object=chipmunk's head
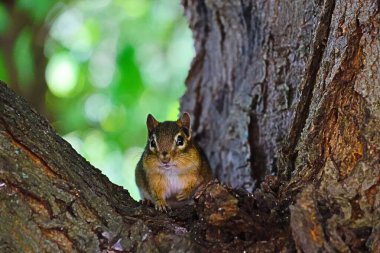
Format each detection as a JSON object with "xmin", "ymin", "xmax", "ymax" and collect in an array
[{"xmin": 144, "ymin": 112, "xmax": 195, "ymax": 169}]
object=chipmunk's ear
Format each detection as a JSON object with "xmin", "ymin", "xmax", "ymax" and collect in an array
[
  {"xmin": 147, "ymin": 114, "xmax": 158, "ymax": 134},
  {"xmin": 177, "ymin": 112, "xmax": 191, "ymax": 138}
]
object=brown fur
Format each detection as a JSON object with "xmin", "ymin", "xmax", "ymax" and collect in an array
[{"xmin": 135, "ymin": 113, "xmax": 212, "ymax": 211}]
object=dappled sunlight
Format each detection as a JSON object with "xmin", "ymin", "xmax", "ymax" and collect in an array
[
  {"xmin": 84, "ymin": 93, "xmax": 112, "ymax": 123},
  {"xmin": 46, "ymin": 53, "xmax": 79, "ymax": 97},
  {"xmin": 89, "ymin": 47, "xmax": 116, "ymax": 88}
]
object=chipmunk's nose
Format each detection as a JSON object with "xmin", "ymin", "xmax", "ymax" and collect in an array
[{"xmin": 160, "ymin": 152, "xmax": 170, "ymax": 163}]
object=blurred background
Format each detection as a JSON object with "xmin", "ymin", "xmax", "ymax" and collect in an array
[{"xmin": 0, "ymin": 0, "xmax": 194, "ymax": 200}]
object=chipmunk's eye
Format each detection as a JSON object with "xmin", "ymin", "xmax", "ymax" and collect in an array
[
  {"xmin": 150, "ymin": 139, "xmax": 156, "ymax": 148},
  {"xmin": 176, "ymin": 135, "xmax": 184, "ymax": 146}
]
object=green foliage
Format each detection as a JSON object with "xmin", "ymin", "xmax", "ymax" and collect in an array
[
  {"xmin": 1, "ymin": 1, "xmax": 193, "ymax": 200},
  {"xmin": 0, "ymin": 51, "xmax": 8, "ymax": 82},
  {"xmin": 0, "ymin": 4, "xmax": 9, "ymax": 82},
  {"xmin": 13, "ymin": 28, "xmax": 35, "ymax": 86},
  {"xmin": 16, "ymin": 0, "xmax": 56, "ymax": 22},
  {"xmin": 0, "ymin": 4, "xmax": 10, "ymax": 34}
]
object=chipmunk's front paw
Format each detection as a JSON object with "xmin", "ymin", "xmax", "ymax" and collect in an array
[
  {"xmin": 176, "ymin": 190, "xmax": 191, "ymax": 201},
  {"xmin": 155, "ymin": 199, "xmax": 169, "ymax": 212},
  {"xmin": 140, "ymin": 199, "xmax": 152, "ymax": 206}
]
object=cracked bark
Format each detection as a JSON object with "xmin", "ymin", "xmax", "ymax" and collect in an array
[
  {"xmin": 182, "ymin": 0, "xmax": 380, "ymax": 252},
  {"xmin": 1, "ymin": 0, "xmax": 380, "ymax": 252},
  {"xmin": 182, "ymin": 0, "xmax": 326, "ymax": 190}
]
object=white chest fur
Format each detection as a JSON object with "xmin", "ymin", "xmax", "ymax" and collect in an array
[{"xmin": 163, "ymin": 171, "xmax": 184, "ymax": 198}]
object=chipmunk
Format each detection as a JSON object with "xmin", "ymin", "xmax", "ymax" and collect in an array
[{"xmin": 135, "ymin": 112, "xmax": 212, "ymax": 211}]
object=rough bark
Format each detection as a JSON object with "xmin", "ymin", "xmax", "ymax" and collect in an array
[
  {"xmin": 181, "ymin": 0, "xmax": 380, "ymax": 252},
  {"xmin": 181, "ymin": 0, "xmax": 325, "ymax": 190}
]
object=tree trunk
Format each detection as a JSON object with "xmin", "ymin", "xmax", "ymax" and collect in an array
[
  {"xmin": 181, "ymin": 0, "xmax": 380, "ymax": 251},
  {"xmin": 1, "ymin": 0, "xmax": 380, "ymax": 252},
  {"xmin": 181, "ymin": 0, "xmax": 326, "ymax": 190}
]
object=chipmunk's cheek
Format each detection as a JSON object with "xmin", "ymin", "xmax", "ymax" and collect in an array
[{"xmin": 148, "ymin": 155, "xmax": 161, "ymax": 165}]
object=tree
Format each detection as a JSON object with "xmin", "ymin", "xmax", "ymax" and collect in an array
[
  {"xmin": 182, "ymin": 0, "xmax": 380, "ymax": 251},
  {"xmin": 1, "ymin": 0, "xmax": 379, "ymax": 252}
]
